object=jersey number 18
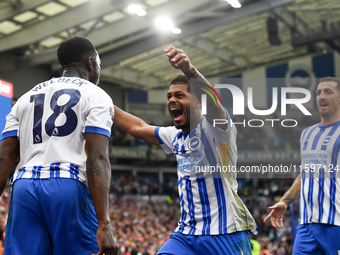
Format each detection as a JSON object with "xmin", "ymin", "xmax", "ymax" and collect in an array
[{"xmin": 30, "ymin": 89, "xmax": 81, "ymax": 144}]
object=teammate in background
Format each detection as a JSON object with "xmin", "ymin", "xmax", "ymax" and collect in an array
[
  {"xmin": 0, "ymin": 37, "xmax": 118, "ymax": 255},
  {"xmin": 264, "ymin": 77, "xmax": 340, "ymax": 254},
  {"xmin": 114, "ymin": 45, "xmax": 256, "ymax": 255}
]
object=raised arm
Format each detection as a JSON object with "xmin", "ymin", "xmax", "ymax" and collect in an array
[
  {"xmin": 113, "ymin": 106, "xmax": 160, "ymax": 146},
  {"xmin": 164, "ymin": 45, "xmax": 227, "ymax": 123},
  {"xmin": 86, "ymin": 133, "xmax": 118, "ymax": 255},
  {"xmin": 263, "ymin": 173, "xmax": 301, "ymax": 228}
]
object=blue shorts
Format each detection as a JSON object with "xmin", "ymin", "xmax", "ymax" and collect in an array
[
  {"xmin": 157, "ymin": 231, "xmax": 251, "ymax": 255},
  {"xmin": 293, "ymin": 223, "xmax": 340, "ymax": 255},
  {"xmin": 4, "ymin": 178, "xmax": 99, "ymax": 255}
]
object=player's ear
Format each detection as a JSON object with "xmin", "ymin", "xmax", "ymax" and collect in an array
[{"xmin": 86, "ymin": 56, "xmax": 94, "ymax": 72}]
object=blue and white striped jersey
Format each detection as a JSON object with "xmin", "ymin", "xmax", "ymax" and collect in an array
[
  {"xmin": 2, "ymin": 77, "xmax": 114, "ymax": 186},
  {"xmin": 299, "ymin": 120, "xmax": 340, "ymax": 226},
  {"xmin": 155, "ymin": 116, "xmax": 256, "ymax": 235}
]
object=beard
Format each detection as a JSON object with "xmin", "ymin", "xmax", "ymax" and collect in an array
[
  {"xmin": 319, "ymin": 106, "xmax": 338, "ymax": 120},
  {"xmin": 173, "ymin": 114, "xmax": 202, "ymax": 132},
  {"xmin": 173, "ymin": 119, "xmax": 190, "ymax": 130}
]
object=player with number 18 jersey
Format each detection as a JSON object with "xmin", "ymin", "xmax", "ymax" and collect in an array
[{"xmin": 2, "ymin": 76, "xmax": 114, "ymax": 186}]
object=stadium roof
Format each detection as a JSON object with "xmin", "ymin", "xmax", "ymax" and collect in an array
[{"xmin": 1, "ymin": 0, "xmax": 340, "ymax": 89}]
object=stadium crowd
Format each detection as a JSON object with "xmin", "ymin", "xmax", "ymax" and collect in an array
[{"xmin": 0, "ymin": 175, "xmax": 297, "ymax": 255}]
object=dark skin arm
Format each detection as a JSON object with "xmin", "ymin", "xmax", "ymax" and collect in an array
[
  {"xmin": 0, "ymin": 137, "xmax": 19, "ymax": 194},
  {"xmin": 86, "ymin": 133, "xmax": 118, "ymax": 255},
  {"xmin": 113, "ymin": 106, "xmax": 159, "ymax": 146},
  {"xmin": 263, "ymin": 173, "xmax": 301, "ymax": 228},
  {"xmin": 164, "ymin": 45, "xmax": 228, "ymax": 126}
]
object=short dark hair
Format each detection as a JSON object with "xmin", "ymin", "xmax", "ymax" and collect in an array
[
  {"xmin": 319, "ymin": 77, "xmax": 340, "ymax": 91},
  {"xmin": 57, "ymin": 36, "xmax": 97, "ymax": 68},
  {"xmin": 169, "ymin": 74, "xmax": 190, "ymax": 91}
]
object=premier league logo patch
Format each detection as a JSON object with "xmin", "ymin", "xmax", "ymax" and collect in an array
[{"xmin": 109, "ymin": 107, "xmax": 114, "ymax": 121}]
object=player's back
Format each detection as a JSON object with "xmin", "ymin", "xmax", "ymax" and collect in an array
[{"xmin": 3, "ymin": 77, "xmax": 113, "ymax": 185}]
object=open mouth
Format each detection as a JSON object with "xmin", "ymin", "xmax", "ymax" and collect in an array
[
  {"xmin": 170, "ymin": 107, "xmax": 184, "ymax": 123},
  {"xmin": 319, "ymin": 102, "xmax": 328, "ymax": 109}
]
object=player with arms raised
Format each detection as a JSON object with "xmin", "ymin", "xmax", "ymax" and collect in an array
[{"xmin": 114, "ymin": 45, "xmax": 256, "ymax": 255}]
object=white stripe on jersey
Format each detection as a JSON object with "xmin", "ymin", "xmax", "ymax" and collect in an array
[
  {"xmin": 11, "ymin": 163, "xmax": 82, "ymax": 183},
  {"xmin": 156, "ymin": 116, "xmax": 256, "ymax": 235},
  {"xmin": 299, "ymin": 120, "xmax": 340, "ymax": 226}
]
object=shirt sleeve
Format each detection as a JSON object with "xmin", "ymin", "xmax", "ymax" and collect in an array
[
  {"xmin": 155, "ymin": 126, "xmax": 179, "ymax": 154},
  {"xmin": 84, "ymin": 89, "xmax": 114, "ymax": 139},
  {"xmin": 203, "ymin": 116, "xmax": 232, "ymax": 144}
]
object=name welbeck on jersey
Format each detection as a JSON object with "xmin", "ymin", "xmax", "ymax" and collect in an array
[{"xmin": 32, "ymin": 77, "xmax": 87, "ymax": 92}]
